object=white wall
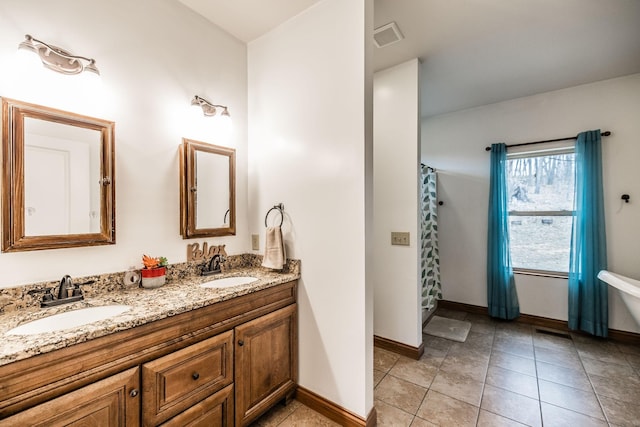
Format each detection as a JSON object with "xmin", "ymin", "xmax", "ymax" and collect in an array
[
  {"xmin": 247, "ymin": 0, "xmax": 374, "ymax": 418},
  {"xmin": 373, "ymin": 59, "xmax": 422, "ymax": 347},
  {"xmin": 422, "ymin": 73, "xmax": 640, "ymax": 333},
  {"xmin": 0, "ymin": 0, "xmax": 248, "ymax": 287}
]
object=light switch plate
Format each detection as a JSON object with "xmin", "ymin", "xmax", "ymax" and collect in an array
[
  {"xmin": 391, "ymin": 231, "xmax": 410, "ymax": 246},
  {"xmin": 251, "ymin": 234, "xmax": 260, "ymax": 250}
]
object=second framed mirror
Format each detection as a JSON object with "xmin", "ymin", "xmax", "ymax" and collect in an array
[{"xmin": 180, "ymin": 138, "xmax": 236, "ymax": 238}]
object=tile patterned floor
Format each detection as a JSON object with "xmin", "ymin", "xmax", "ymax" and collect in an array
[
  {"xmin": 375, "ymin": 308, "xmax": 640, "ymax": 426},
  {"xmin": 251, "ymin": 307, "xmax": 640, "ymax": 426},
  {"xmin": 251, "ymin": 399, "xmax": 340, "ymax": 426}
]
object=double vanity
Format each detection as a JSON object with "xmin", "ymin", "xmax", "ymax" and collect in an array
[
  {"xmin": 0, "ymin": 258, "xmax": 300, "ymax": 426},
  {"xmin": 0, "ymin": 94, "xmax": 292, "ymax": 425}
]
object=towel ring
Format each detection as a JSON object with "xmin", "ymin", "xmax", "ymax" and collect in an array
[
  {"xmin": 264, "ymin": 203, "xmax": 284, "ymax": 227},
  {"xmin": 223, "ymin": 209, "xmax": 230, "ymax": 224}
]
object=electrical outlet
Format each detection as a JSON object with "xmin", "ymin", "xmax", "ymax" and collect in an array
[
  {"xmin": 251, "ymin": 234, "xmax": 260, "ymax": 250},
  {"xmin": 391, "ymin": 231, "xmax": 410, "ymax": 246}
]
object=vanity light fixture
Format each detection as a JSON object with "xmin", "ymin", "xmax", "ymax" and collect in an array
[
  {"xmin": 191, "ymin": 95, "xmax": 231, "ymax": 118},
  {"xmin": 17, "ymin": 34, "xmax": 100, "ymax": 78}
]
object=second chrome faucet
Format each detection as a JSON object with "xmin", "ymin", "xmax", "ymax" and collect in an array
[{"xmin": 201, "ymin": 254, "xmax": 226, "ymax": 276}]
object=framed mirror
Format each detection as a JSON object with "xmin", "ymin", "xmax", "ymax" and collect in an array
[
  {"xmin": 1, "ymin": 98, "xmax": 115, "ymax": 252},
  {"xmin": 180, "ymin": 138, "xmax": 236, "ymax": 238}
]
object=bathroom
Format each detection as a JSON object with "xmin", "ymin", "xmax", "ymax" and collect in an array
[{"xmin": 1, "ymin": 0, "xmax": 640, "ymax": 426}]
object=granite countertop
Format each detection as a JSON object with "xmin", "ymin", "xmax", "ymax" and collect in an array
[{"xmin": 0, "ymin": 265, "xmax": 299, "ymax": 367}]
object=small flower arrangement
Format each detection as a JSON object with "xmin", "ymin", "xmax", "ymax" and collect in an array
[
  {"xmin": 142, "ymin": 254, "xmax": 168, "ymax": 269},
  {"xmin": 141, "ymin": 255, "xmax": 168, "ymax": 289}
]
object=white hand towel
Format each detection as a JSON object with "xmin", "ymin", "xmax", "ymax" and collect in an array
[{"xmin": 262, "ymin": 226, "xmax": 286, "ymax": 270}]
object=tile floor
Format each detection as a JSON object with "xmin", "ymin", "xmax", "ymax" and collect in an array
[
  {"xmin": 251, "ymin": 307, "xmax": 640, "ymax": 426},
  {"xmin": 252, "ymin": 399, "xmax": 341, "ymax": 426},
  {"xmin": 374, "ymin": 307, "xmax": 640, "ymax": 427}
]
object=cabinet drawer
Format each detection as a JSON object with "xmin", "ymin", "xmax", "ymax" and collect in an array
[
  {"xmin": 142, "ymin": 330, "xmax": 233, "ymax": 426},
  {"xmin": 160, "ymin": 384, "xmax": 233, "ymax": 427}
]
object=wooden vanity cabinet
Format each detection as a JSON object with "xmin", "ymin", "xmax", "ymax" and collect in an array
[
  {"xmin": 235, "ymin": 304, "xmax": 298, "ymax": 426},
  {"xmin": 0, "ymin": 367, "xmax": 141, "ymax": 427},
  {"xmin": 0, "ymin": 280, "xmax": 298, "ymax": 426}
]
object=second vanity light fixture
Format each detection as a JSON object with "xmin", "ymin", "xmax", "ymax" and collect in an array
[
  {"xmin": 191, "ymin": 95, "xmax": 231, "ymax": 118},
  {"xmin": 17, "ymin": 34, "xmax": 100, "ymax": 78}
]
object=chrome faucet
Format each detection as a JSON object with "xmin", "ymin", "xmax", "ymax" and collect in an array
[{"xmin": 41, "ymin": 275, "xmax": 86, "ymax": 308}]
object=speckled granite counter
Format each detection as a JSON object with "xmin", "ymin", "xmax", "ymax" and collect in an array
[{"xmin": 0, "ymin": 257, "xmax": 300, "ymax": 367}]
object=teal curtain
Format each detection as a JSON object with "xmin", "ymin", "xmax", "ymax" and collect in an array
[
  {"xmin": 568, "ymin": 130, "xmax": 608, "ymax": 337},
  {"xmin": 487, "ymin": 143, "xmax": 520, "ymax": 320}
]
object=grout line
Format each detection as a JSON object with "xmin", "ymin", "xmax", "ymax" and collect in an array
[
  {"xmin": 535, "ymin": 334, "xmax": 615, "ymax": 426},
  {"xmin": 541, "ymin": 401, "xmax": 611, "ymax": 426},
  {"xmin": 470, "ymin": 311, "xmax": 544, "ymax": 426},
  {"xmin": 484, "ymin": 338, "xmax": 540, "ymax": 425},
  {"xmin": 575, "ymin": 347, "xmax": 613, "ymax": 426},
  {"xmin": 532, "ymin": 336, "xmax": 544, "ymax": 426},
  {"xmin": 475, "ymin": 313, "xmax": 490, "ymax": 426}
]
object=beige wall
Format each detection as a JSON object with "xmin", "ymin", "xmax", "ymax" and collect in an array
[
  {"xmin": 0, "ymin": 0, "xmax": 249, "ymax": 286},
  {"xmin": 373, "ymin": 59, "xmax": 422, "ymax": 347},
  {"xmin": 247, "ymin": 0, "xmax": 374, "ymax": 418}
]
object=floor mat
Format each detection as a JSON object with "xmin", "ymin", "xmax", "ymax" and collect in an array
[{"xmin": 423, "ymin": 315, "xmax": 472, "ymax": 342}]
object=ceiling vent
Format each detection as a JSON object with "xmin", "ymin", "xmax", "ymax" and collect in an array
[{"xmin": 373, "ymin": 22, "xmax": 404, "ymax": 48}]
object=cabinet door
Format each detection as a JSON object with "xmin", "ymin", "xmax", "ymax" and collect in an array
[
  {"xmin": 0, "ymin": 367, "xmax": 140, "ymax": 427},
  {"xmin": 160, "ymin": 384, "xmax": 233, "ymax": 427},
  {"xmin": 142, "ymin": 330, "xmax": 233, "ymax": 426},
  {"xmin": 235, "ymin": 304, "xmax": 297, "ymax": 426}
]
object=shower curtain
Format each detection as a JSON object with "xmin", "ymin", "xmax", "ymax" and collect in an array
[{"xmin": 421, "ymin": 164, "xmax": 442, "ymax": 310}]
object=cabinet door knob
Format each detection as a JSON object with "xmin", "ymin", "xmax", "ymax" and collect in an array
[
  {"xmin": 129, "ymin": 389, "xmax": 139, "ymax": 398},
  {"xmin": 192, "ymin": 372, "xmax": 200, "ymax": 380},
  {"xmin": 238, "ymin": 340, "xmax": 244, "ymax": 346}
]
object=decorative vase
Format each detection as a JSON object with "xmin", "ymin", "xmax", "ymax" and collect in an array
[{"xmin": 141, "ymin": 266, "xmax": 166, "ymax": 289}]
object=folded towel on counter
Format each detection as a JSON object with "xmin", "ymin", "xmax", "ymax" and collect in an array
[{"xmin": 262, "ymin": 226, "xmax": 286, "ymax": 270}]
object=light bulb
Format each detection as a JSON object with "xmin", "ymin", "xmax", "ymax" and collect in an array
[
  {"xmin": 80, "ymin": 67, "xmax": 102, "ymax": 86},
  {"xmin": 190, "ymin": 101, "xmax": 205, "ymax": 119},
  {"xmin": 16, "ymin": 42, "xmax": 41, "ymax": 70},
  {"xmin": 213, "ymin": 111, "xmax": 233, "ymax": 142}
]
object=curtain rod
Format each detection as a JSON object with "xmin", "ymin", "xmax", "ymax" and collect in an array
[{"xmin": 484, "ymin": 131, "xmax": 611, "ymax": 151}]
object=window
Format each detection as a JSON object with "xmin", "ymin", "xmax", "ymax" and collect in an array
[{"xmin": 507, "ymin": 149, "xmax": 575, "ymax": 274}]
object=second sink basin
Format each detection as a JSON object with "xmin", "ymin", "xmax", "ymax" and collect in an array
[
  {"xmin": 200, "ymin": 276, "xmax": 258, "ymax": 289},
  {"xmin": 6, "ymin": 305, "xmax": 132, "ymax": 336}
]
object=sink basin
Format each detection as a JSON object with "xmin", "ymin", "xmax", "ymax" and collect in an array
[
  {"xmin": 6, "ymin": 305, "xmax": 132, "ymax": 336},
  {"xmin": 200, "ymin": 276, "xmax": 258, "ymax": 289}
]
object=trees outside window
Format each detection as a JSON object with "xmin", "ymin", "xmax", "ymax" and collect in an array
[{"xmin": 507, "ymin": 150, "xmax": 575, "ymax": 274}]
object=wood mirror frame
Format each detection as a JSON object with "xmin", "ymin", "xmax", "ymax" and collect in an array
[
  {"xmin": 1, "ymin": 98, "xmax": 115, "ymax": 252},
  {"xmin": 180, "ymin": 138, "xmax": 236, "ymax": 238}
]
